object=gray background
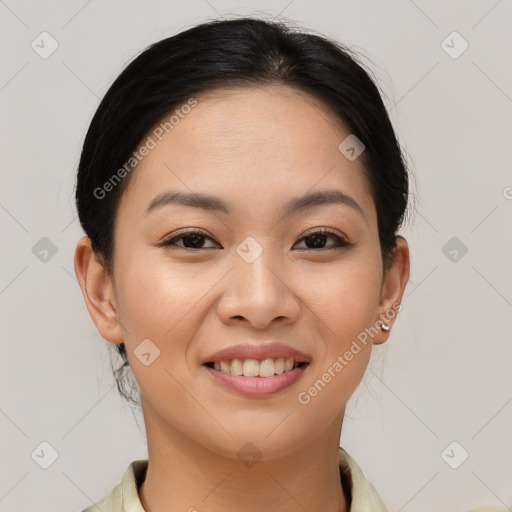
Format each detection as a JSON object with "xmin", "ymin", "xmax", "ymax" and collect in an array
[{"xmin": 1, "ymin": 1, "xmax": 511, "ymax": 511}]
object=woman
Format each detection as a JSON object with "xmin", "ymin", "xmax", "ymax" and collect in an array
[{"xmin": 73, "ymin": 16, "xmax": 504, "ymax": 512}]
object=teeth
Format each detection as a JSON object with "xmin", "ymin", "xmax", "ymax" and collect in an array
[
  {"xmin": 274, "ymin": 358, "xmax": 285, "ymax": 374},
  {"xmin": 259, "ymin": 358, "xmax": 276, "ymax": 377},
  {"xmin": 208, "ymin": 357, "xmax": 305, "ymax": 377},
  {"xmin": 243, "ymin": 359, "xmax": 259, "ymax": 377},
  {"xmin": 230, "ymin": 359, "xmax": 243, "ymax": 376}
]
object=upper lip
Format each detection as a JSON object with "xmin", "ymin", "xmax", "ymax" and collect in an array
[{"xmin": 202, "ymin": 342, "xmax": 311, "ymax": 364}]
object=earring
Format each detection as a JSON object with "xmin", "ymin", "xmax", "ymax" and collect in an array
[{"xmin": 380, "ymin": 323, "xmax": 390, "ymax": 331}]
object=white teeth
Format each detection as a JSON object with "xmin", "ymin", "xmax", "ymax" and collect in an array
[
  {"xmin": 259, "ymin": 358, "xmax": 275, "ymax": 378},
  {"xmin": 274, "ymin": 358, "xmax": 285, "ymax": 374},
  {"xmin": 208, "ymin": 357, "xmax": 304, "ymax": 377},
  {"xmin": 242, "ymin": 359, "xmax": 259, "ymax": 377},
  {"xmin": 230, "ymin": 359, "xmax": 243, "ymax": 375}
]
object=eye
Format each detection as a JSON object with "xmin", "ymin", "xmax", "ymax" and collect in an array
[
  {"xmin": 293, "ymin": 229, "xmax": 352, "ymax": 251},
  {"xmin": 160, "ymin": 229, "xmax": 220, "ymax": 250},
  {"xmin": 159, "ymin": 228, "xmax": 353, "ymax": 251}
]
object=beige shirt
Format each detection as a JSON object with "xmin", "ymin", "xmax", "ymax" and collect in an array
[{"xmin": 81, "ymin": 446, "xmax": 508, "ymax": 512}]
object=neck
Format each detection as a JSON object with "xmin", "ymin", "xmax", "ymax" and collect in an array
[{"xmin": 138, "ymin": 405, "xmax": 348, "ymax": 512}]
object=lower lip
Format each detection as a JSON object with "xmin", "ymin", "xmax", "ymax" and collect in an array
[{"xmin": 203, "ymin": 364, "xmax": 309, "ymax": 398}]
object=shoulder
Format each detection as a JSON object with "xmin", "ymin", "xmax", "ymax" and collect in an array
[
  {"xmin": 464, "ymin": 509, "xmax": 511, "ymax": 512},
  {"xmin": 338, "ymin": 446, "xmax": 389, "ymax": 512},
  {"xmin": 80, "ymin": 460, "xmax": 148, "ymax": 512},
  {"xmin": 81, "ymin": 482, "xmax": 122, "ymax": 512},
  {"xmin": 337, "ymin": 448, "xmax": 509, "ymax": 512}
]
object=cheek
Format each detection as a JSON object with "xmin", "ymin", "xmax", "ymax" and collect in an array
[
  {"xmin": 114, "ymin": 252, "xmax": 221, "ymax": 385},
  {"xmin": 115, "ymin": 250, "xmax": 206, "ymax": 337},
  {"xmin": 294, "ymin": 263, "xmax": 380, "ymax": 419},
  {"xmin": 115, "ymin": 258, "xmax": 204, "ymax": 411},
  {"xmin": 301, "ymin": 256, "xmax": 382, "ymax": 346}
]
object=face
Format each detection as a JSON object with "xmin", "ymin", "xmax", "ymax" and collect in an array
[{"xmin": 76, "ymin": 84, "xmax": 409, "ymax": 461}]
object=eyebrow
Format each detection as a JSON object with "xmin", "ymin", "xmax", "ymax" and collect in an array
[{"xmin": 144, "ymin": 189, "xmax": 366, "ymax": 222}]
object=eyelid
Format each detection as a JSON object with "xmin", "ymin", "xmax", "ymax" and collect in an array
[
  {"xmin": 297, "ymin": 226, "xmax": 349, "ymax": 242},
  {"xmin": 159, "ymin": 227, "xmax": 353, "ymax": 251},
  {"xmin": 160, "ymin": 228, "xmax": 221, "ymax": 249},
  {"xmin": 293, "ymin": 228, "xmax": 352, "ymax": 249}
]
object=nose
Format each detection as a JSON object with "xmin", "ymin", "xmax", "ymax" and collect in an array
[{"xmin": 216, "ymin": 250, "xmax": 301, "ymax": 329}]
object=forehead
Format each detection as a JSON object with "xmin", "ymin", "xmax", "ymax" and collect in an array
[{"xmin": 118, "ymin": 84, "xmax": 375, "ymax": 224}]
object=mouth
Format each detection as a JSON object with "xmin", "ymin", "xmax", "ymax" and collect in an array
[
  {"xmin": 201, "ymin": 342, "xmax": 311, "ymax": 397},
  {"xmin": 203, "ymin": 358, "xmax": 310, "ymax": 377},
  {"xmin": 202, "ymin": 357, "xmax": 310, "ymax": 397}
]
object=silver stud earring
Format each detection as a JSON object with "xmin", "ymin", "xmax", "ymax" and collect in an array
[{"xmin": 380, "ymin": 323, "xmax": 390, "ymax": 331}]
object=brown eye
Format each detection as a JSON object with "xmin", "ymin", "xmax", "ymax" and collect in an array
[
  {"xmin": 293, "ymin": 229, "xmax": 352, "ymax": 250},
  {"xmin": 159, "ymin": 228, "xmax": 352, "ymax": 251},
  {"xmin": 160, "ymin": 230, "xmax": 219, "ymax": 250}
]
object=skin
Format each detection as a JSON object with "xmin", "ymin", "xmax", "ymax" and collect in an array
[{"xmin": 74, "ymin": 84, "xmax": 409, "ymax": 512}]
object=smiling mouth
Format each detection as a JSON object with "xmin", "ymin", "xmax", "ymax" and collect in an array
[{"xmin": 203, "ymin": 358, "xmax": 309, "ymax": 378}]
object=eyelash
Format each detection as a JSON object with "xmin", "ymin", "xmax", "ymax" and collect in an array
[{"xmin": 159, "ymin": 228, "xmax": 353, "ymax": 251}]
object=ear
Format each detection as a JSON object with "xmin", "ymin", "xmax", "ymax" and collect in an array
[
  {"xmin": 373, "ymin": 236, "xmax": 410, "ymax": 345},
  {"xmin": 73, "ymin": 236, "xmax": 124, "ymax": 344}
]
